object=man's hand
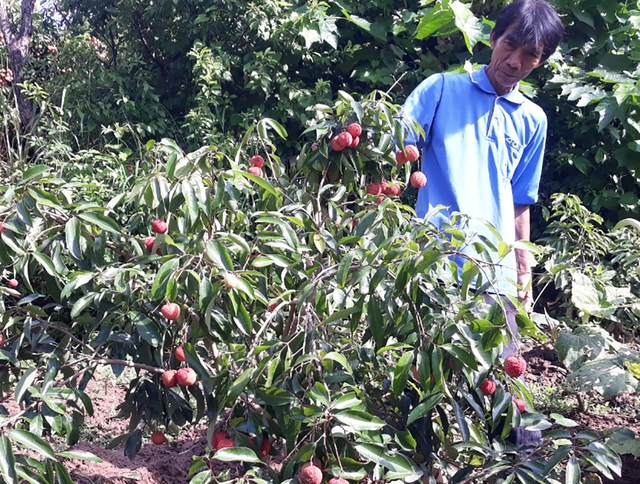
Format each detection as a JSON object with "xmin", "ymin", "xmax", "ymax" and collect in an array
[{"xmin": 517, "ymin": 270, "xmax": 533, "ymax": 312}]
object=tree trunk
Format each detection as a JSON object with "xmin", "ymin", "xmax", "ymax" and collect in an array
[{"xmin": 0, "ymin": 0, "xmax": 37, "ymax": 130}]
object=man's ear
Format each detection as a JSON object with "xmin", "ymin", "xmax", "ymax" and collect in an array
[{"xmin": 489, "ymin": 29, "xmax": 496, "ymax": 48}]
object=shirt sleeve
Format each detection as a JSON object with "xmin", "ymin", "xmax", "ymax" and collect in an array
[
  {"xmin": 401, "ymin": 73, "xmax": 444, "ymax": 150},
  {"xmin": 511, "ymin": 113, "xmax": 547, "ymax": 205}
]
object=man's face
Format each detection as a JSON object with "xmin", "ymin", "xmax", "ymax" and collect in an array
[{"xmin": 486, "ymin": 25, "xmax": 544, "ymax": 95}]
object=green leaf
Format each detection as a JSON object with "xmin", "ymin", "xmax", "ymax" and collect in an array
[
  {"xmin": 565, "ymin": 453, "xmax": 580, "ymax": 484},
  {"xmin": 166, "ymin": 153, "xmax": 178, "ymax": 179},
  {"xmin": 407, "ymin": 394, "xmax": 444, "ymax": 426},
  {"xmin": 322, "ymin": 352, "xmax": 353, "ymax": 376},
  {"xmin": 65, "ymin": 218, "xmax": 82, "ymax": 260},
  {"xmin": 70, "ymin": 293, "xmax": 95, "ymax": 318},
  {"xmin": 54, "ymin": 462, "xmax": 74, "ymax": 484},
  {"xmin": 336, "ymin": 253, "xmax": 354, "ymax": 288},
  {"xmin": 181, "ymin": 180, "xmax": 199, "ymax": 223},
  {"xmin": 151, "ymin": 258, "xmax": 180, "ymax": 301},
  {"xmin": 367, "ymin": 298, "xmax": 385, "ymax": 348},
  {"xmin": 76, "ymin": 212, "xmax": 121, "ymax": 234},
  {"xmin": 205, "ymin": 240, "xmax": 233, "ymax": 271},
  {"xmin": 8, "ymin": 430, "xmax": 55, "ymax": 460},
  {"xmin": 213, "ymin": 447, "xmax": 261, "ymax": 463},
  {"xmin": 15, "ymin": 368, "xmax": 38, "ymax": 405},
  {"xmin": 56, "ymin": 450, "xmax": 103, "ymax": 462},
  {"xmin": 237, "ymin": 170, "xmax": 278, "ymax": 196},
  {"xmin": 334, "ymin": 410, "xmax": 386, "ymax": 431},
  {"xmin": 392, "ymin": 351, "xmax": 414, "ymax": 398},
  {"xmin": 225, "ymin": 368, "xmax": 252, "ymax": 404},
  {"xmin": 131, "ymin": 312, "xmax": 162, "ymax": 347},
  {"xmin": 20, "ymin": 165, "xmax": 51, "ymax": 184},
  {"xmin": 353, "ymin": 443, "xmax": 418, "ymax": 478},
  {"xmin": 32, "ymin": 252, "xmax": 57, "ymax": 277},
  {"xmin": 415, "ymin": 2, "xmax": 456, "ymax": 40},
  {"xmin": 0, "ymin": 435, "xmax": 17, "ymax": 484}
]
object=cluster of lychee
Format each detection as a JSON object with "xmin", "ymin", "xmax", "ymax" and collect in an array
[
  {"xmin": 247, "ymin": 155, "xmax": 264, "ymax": 178},
  {"xmin": 142, "ymin": 219, "xmax": 168, "ymax": 255},
  {"xmin": 331, "ymin": 123, "xmax": 362, "ymax": 152},
  {"xmin": 0, "ymin": 68, "xmax": 13, "ymax": 86},
  {"xmin": 161, "ymin": 344, "xmax": 197, "ymax": 388},
  {"xmin": 297, "ymin": 459, "xmax": 348, "ymax": 484},
  {"xmin": 478, "ymin": 354, "xmax": 528, "ymax": 413}
]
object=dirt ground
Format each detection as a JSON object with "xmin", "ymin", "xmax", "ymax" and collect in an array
[
  {"xmin": 524, "ymin": 344, "xmax": 640, "ymax": 484},
  {"xmin": 1, "ymin": 344, "xmax": 639, "ymax": 483}
]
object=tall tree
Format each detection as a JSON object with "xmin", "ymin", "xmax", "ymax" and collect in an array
[{"xmin": 0, "ymin": 0, "xmax": 36, "ymax": 128}]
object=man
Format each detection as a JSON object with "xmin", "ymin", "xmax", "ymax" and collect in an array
[{"xmin": 402, "ymin": 0, "xmax": 563, "ymax": 350}]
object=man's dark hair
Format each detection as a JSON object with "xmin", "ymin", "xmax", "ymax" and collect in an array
[{"xmin": 493, "ymin": 0, "xmax": 564, "ymax": 61}]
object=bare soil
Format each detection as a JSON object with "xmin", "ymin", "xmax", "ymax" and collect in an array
[
  {"xmin": 2, "ymin": 344, "xmax": 639, "ymax": 483},
  {"xmin": 524, "ymin": 344, "xmax": 640, "ymax": 484}
]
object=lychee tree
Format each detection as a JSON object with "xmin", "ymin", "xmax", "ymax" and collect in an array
[{"xmin": 0, "ymin": 91, "xmax": 624, "ymax": 484}]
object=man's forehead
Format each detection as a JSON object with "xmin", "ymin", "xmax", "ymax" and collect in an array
[{"xmin": 505, "ymin": 32, "xmax": 544, "ymax": 53}]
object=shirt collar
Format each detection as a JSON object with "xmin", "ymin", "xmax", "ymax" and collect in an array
[{"xmin": 470, "ymin": 65, "xmax": 526, "ymax": 105}]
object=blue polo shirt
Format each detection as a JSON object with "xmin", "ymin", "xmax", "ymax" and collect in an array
[{"xmin": 402, "ymin": 66, "xmax": 547, "ymax": 295}]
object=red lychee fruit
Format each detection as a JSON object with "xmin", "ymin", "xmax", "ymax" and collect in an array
[
  {"xmin": 259, "ymin": 437, "xmax": 272, "ymax": 457},
  {"xmin": 336, "ymin": 131, "xmax": 353, "ymax": 149},
  {"xmin": 384, "ymin": 184, "xmax": 401, "ymax": 197},
  {"xmin": 347, "ymin": 123, "xmax": 362, "ymax": 138},
  {"xmin": 349, "ymin": 136, "xmax": 360, "ymax": 149},
  {"xmin": 212, "ymin": 431, "xmax": 235, "ymax": 451},
  {"xmin": 174, "ymin": 346, "xmax": 186, "ymax": 362},
  {"xmin": 479, "ymin": 379, "xmax": 496, "ymax": 396},
  {"xmin": 162, "ymin": 369, "xmax": 178, "ymax": 388},
  {"xmin": 151, "ymin": 431, "xmax": 166, "ymax": 445},
  {"xmin": 248, "ymin": 166, "xmax": 263, "ymax": 177},
  {"xmin": 513, "ymin": 397, "xmax": 526, "ymax": 413},
  {"xmin": 410, "ymin": 172, "xmax": 427, "ymax": 189},
  {"xmin": 268, "ymin": 303, "xmax": 277, "ymax": 312},
  {"xmin": 331, "ymin": 136, "xmax": 345, "ymax": 152},
  {"xmin": 404, "ymin": 144, "xmax": 420, "ymax": 162},
  {"xmin": 142, "ymin": 236, "xmax": 161, "ymax": 255},
  {"xmin": 0, "ymin": 222, "xmax": 4, "ymax": 233},
  {"xmin": 8, "ymin": 279, "xmax": 18, "ymax": 288},
  {"xmin": 395, "ymin": 150, "xmax": 408, "ymax": 165},
  {"xmin": 0, "ymin": 334, "xmax": 5, "ymax": 345},
  {"xmin": 366, "ymin": 183, "xmax": 382, "ymax": 196},
  {"xmin": 504, "ymin": 354, "xmax": 527, "ymax": 378},
  {"xmin": 250, "ymin": 155, "xmax": 264, "ymax": 168},
  {"xmin": 328, "ymin": 478, "xmax": 349, "ymax": 484},
  {"xmin": 161, "ymin": 303, "xmax": 181, "ymax": 321},
  {"xmin": 375, "ymin": 195, "xmax": 385, "ymax": 205},
  {"xmin": 298, "ymin": 464, "xmax": 323, "ymax": 484},
  {"xmin": 176, "ymin": 367, "xmax": 197, "ymax": 386},
  {"xmin": 152, "ymin": 219, "xmax": 168, "ymax": 234},
  {"xmin": 224, "ymin": 273, "xmax": 238, "ymax": 289}
]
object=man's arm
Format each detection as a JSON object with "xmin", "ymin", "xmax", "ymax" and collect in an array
[{"xmin": 514, "ymin": 204, "xmax": 532, "ymax": 308}]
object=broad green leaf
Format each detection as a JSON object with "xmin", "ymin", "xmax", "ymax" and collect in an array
[
  {"xmin": 354, "ymin": 443, "xmax": 417, "ymax": 477},
  {"xmin": 70, "ymin": 293, "xmax": 95, "ymax": 318},
  {"xmin": 367, "ymin": 298, "xmax": 385, "ymax": 348},
  {"xmin": 0, "ymin": 435, "xmax": 17, "ymax": 484},
  {"xmin": 56, "ymin": 450, "xmax": 103, "ymax": 462},
  {"xmin": 31, "ymin": 252, "xmax": 57, "ymax": 277},
  {"xmin": 151, "ymin": 258, "xmax": 180, "ymax": 301},
  {"xmin": 213, "ymin": 447, "xmax": 260, "ymax": 463},
  {"xmin": 565, "ymin": 453, "xmax": 580, "ymax": 484},
  {"xmin": 131, "ymin": 312, "xmax": 162, "ymax": 347},
  {"xmin": 237, "ymin": 170, "xmax": 278, "ymax": 196},
  {"xmin": 76, "ymin": 212, "xmax": 121, "ymax": 234},
  {"xmin": 392, "ymin": 351, "xmax": 414, "ymax": 398},
  {"xmin": 20, "ymin": 165, "xmax": 51, "ymax": 184},
  {"xmin": 407, "ymin": 394, "xmax": 444, "ymax": 426},
  {"xmin": 15, "ymin": 368, "xmax": 38, "ymax": 405},
  {"xmin": 205, "ymin": 240, "xmax": 233, "ymax": 271},
  {"xmin": 322, "ymin": 352, "xmax": 354, "ymax": 376},
  {"xmin": 54, "ymin": 461, "xmax": 74, "ymax": 484},
  {"xmin": 334, "ymin": 410, "xmax": 385, "ymax": 431},
  {"xmin": 8, "ymin": 430, "xmax": 55, "ymax": 460}
]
